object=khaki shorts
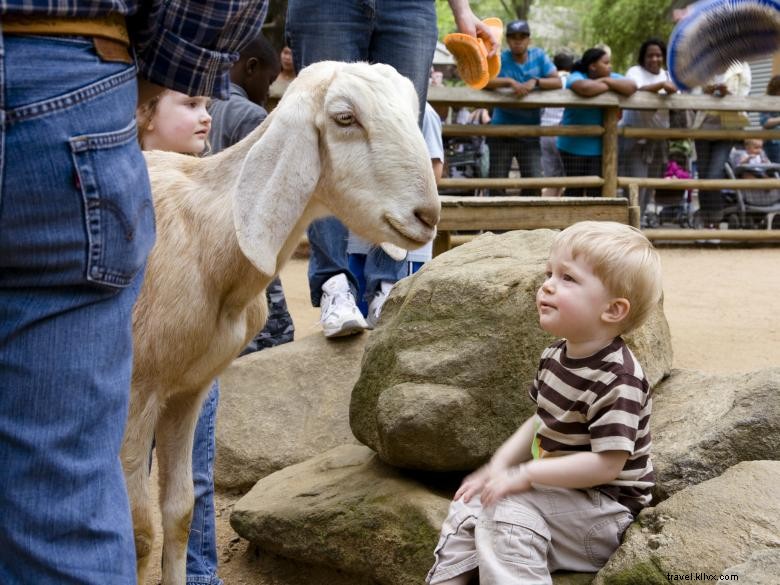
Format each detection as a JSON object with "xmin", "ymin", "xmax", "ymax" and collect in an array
[{"xmin": 427, "ymin": 486, "xmax": 634, "ymax": 585}]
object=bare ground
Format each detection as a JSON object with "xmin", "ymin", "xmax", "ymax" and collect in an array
[{"xmin": 148, "ymin": 246, "xmax": 780, "ymax": 585}]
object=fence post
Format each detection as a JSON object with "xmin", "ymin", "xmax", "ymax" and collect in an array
[{"xmin": 602, "ymin": 107, "xmax": 619, "ymax": 197}]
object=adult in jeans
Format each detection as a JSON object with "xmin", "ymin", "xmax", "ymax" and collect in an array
[
  {"xmin": 0, "ymin": 2, "xmax": 267, "ymax": 584},
  {"xmin": 286, "ymin": 0, "xmax": 494, "ymax": 338},
  {"xmin": 485, "ymin": 20, "xmax": 561, "ymax": 197},
  {"xmin": 619, "ymin": 38, "xmax": 678, "ymax": 226}
]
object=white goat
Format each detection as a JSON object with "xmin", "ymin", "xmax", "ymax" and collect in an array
[{"xmin": 123, "ymin": 61, "xmax": 439, "ymax": 585}]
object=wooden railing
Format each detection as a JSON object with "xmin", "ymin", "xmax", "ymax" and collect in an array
[{"xmin": 426, "ymin": 86, "xmax": 780, "ymax": 244}]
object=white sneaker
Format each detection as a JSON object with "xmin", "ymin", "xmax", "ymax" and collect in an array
[
  {"xmin": 366, "ymin": 280, "xmax": 394, "ymax": 329},
  {"xmin": 320, "ymin": 274, "xmax": 368, "ymax": 338}
]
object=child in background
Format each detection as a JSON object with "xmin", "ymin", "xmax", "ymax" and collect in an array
[
  {"xmin": 729, "ymin": 138, "xmax": 772, "ymax": 179},
  {"xmin": 427, "ymin": 221, "xmax": 662, "ymax": 585},
  {"xmin": 137, "ymin": 91, "xmax": 223, "ymax": 585}
]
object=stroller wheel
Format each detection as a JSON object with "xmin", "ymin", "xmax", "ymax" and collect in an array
[
  {"xmin": 645, "ymin": 212, "xmax": 660, "ymax": 229},
  {"xmin": 727, "ymin": 214, "xmax": 741, "ymax": 230}
]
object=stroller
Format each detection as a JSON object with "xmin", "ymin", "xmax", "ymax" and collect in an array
[
  {"xmin": 441, "ymin": 108, "xmax": 490, "ymax": 197},
  {"xmin": 645, "ymin": 140, "xmax": 694, "ymax": 228},
  {"xmin": 721, "ymin": 157, "xmax": 780, "ymax": 229}
]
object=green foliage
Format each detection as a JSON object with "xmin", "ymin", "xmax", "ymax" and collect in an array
[{"xmin": 586, "ymin": 0, "xmax": 676, "ymax": 73}]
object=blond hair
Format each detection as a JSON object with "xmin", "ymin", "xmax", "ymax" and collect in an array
[{"xmin": 550, "ymin": 221, "xmax": 662, "ymax": 333}]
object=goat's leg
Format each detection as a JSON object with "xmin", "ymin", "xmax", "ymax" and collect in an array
[
  {"xmin": 155, "ymin": 390, "xmax": 205, "ymax": 585},
  {"xmin": 120, "ymin": 387, "xmax": 160, "ymax": 585}
]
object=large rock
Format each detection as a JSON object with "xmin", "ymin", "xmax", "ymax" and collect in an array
[
  {"xmin": 652, "ymin": 368, "xmax": 780, "ymax": 501},
  {"xmin": 350, "ymin": 230, "xmax": 673, "ymax": 471},
  {"xmin": 230, "ymin": 445, "xmax": 449, "ymax": 585},
  {"xmin": 215, "ymin": 334, "xmax": 366, "ymax": 491},
  {"xmin": 231, "ymin": 444, "xmax": 596, "ymax": 585},
  {"xmin": 594, "ymin": 461, "xmax": 780, "ymax": 584},
  {"xmin": 721, "ymin": 549, "xmax": 780, "ymax": 584}
]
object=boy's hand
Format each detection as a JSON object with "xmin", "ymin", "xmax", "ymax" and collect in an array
[
  {"xmin": 454, "ymin": 465, "xmax": 492, "ymax": 502},
  {"xmin": 480, "ymin": 465, "xmax": 532, "ymax": 507}
]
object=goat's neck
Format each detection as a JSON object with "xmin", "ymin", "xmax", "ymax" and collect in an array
[{"xmin": 188, "ymin": 128, "xmax": 316, "ymax": 311}]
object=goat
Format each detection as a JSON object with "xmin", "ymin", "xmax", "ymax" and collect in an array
[{"xmin": 122, "ymin": 61, "xmax": 440, "ymax": 585}]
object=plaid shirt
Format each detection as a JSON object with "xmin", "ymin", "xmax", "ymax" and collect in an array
[{"xmin": 1, "ymin": 0, "xmax": 268, "ymax": 99}]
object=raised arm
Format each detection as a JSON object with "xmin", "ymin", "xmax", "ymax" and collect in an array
[{"xmin": 447, "ymin": 0, "xmax": 499, "ymax": 55}]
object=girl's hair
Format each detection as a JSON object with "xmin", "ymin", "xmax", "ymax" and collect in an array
[
  {"xmin": 550, "ymin": 221, "xmax": 663, "ymax": 333},
  {"xmin": 136, "ymin": 90, "xmax": 166, "ymax": 147},
  {"xmin": 572, "ymin": 48, "xmax": 607, "ymax": 76},
  {"xmin": 637, "ymin": 38, "xmax": 667, "ymax": 66},
  {"xmin": 766, "ymin": 75, "xmax": 780, "ymax": 96}
]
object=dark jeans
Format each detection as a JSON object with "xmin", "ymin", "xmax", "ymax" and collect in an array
[
  {"xmin": 695, "ymin": 139, "xmax": 736, "ymax": 225},
  {"xmin": 560, "ymin": 151, "xmax": 602, "ymax": 197},
  {"xmin": 486, "ymin": 136, "xmax": 543, "ymax": 196}
]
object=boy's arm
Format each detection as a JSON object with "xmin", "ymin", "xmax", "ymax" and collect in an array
[
  {"xmin": 480, "ymin": 450, "xmax": 629, "ymax": 506},
  {"xmin": 455, "ymin": 415, "xmax": 536, "ymax": 502}
]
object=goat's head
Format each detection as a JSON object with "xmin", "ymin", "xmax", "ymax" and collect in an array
[{"xmin": 233, "ymin": 61, "xmax": 440, "ymax": 277}]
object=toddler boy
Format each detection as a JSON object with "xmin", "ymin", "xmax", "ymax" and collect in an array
[{"xmin": 427, "ymin": 221, "xmax": 663, "ymax": 585}]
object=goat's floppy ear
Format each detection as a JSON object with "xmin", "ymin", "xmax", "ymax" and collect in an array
[{"xmin": 232, "ymin": 99, "xmax": 321, "ymax": 276}]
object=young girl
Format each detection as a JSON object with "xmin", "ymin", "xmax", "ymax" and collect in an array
[
  {"xmin": 137, "ymin": 90, "xmax": 219, "ymax": 585},
  {"xmin": 137, "ymin": 90, "xmax": 211, "ymax": 153}
]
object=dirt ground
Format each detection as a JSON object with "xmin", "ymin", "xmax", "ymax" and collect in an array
[{"xmin": 149, "ymin": 245, "xmax": 780, "ymax": 585}]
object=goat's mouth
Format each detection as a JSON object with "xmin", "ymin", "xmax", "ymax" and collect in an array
[{"xmin": 385, "ymin": 215, "xmax": 433, "ymax": 246}]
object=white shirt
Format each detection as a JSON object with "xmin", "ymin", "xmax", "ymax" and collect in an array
[{"xmin": 620, "ymin": 65, "xmax": 670, "ymax": 129}]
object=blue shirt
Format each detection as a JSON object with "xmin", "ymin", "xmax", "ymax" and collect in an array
[
  {"xmin": 557, "ymin": 71, "xmax": 625, "ymax": 157},
  {"xmin": 1, "ymin": 0, "xmax": 268, "ymax": 100},
  {"xmin": 491, "ymin": 47, "xmax": 556, "ymax": 126}
]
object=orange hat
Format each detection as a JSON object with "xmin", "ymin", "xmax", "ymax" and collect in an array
[{"xmin": 444, "ymin": 17, "xmax": 503, "ymax": 90}]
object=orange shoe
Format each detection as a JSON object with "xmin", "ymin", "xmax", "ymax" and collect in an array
[{"xmin": 444, "ymin": 18, "xmax": 503, "ymax": 90}]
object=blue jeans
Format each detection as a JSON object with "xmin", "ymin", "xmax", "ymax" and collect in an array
[
  {"xmin": 286, "ymin": 0, "xmax": 437, "ymax": 306},
  {"xmin": 0, "ymin": 34, "xmax": 154, "ymax": 585},
  {"xmin": 187, "ymin": 382, "xmax": 222, "ymax": 585}
]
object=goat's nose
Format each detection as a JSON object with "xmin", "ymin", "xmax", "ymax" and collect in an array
[{"xmin": 415, "ymin": 206, "xmax": 439, "ymax": 229}]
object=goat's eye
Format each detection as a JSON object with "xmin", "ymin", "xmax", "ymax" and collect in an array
[{"xmin": 334, "ymin": 112, "xmax": 356, "ymax": 126}]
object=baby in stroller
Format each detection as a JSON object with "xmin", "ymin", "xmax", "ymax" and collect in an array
[
  {"xmin": 645, "ymin": 140, "xmax": 693, "ymax": 227},
  {"xmin": 723, "ymin": 138, "xmax": 780, "ymax": 228}
]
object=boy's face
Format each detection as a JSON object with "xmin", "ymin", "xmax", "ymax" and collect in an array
[
  {"xmin": 536, "ymin": 248, "xmax": 614, "ymax": 343},
  {"xmin": 745, "ymin": 140, "xmax": 763, "ymax": 156}
]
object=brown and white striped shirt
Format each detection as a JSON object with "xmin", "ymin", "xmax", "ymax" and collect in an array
[{"xmin": 529, "ymin": 337, "xmax": 654, "ymax": 514}]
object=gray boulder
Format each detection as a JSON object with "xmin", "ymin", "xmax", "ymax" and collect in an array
[
  {"xmin": 594, "ymin": 461, "xmax": 780, "ymax": 584},
  {"xmin": 231, "ymin": 444, "xmax": 596, "ymax": 585},
  {"xmin": 230, "ymin": 445, "xmax": 449, "ymax": 585},
  {"xmin": 652, "ymin": 368, "xmax": 780, "ymax": 500},
  {"xmin": 215, "ymin": 334, "xmax": 366, "ymax": 491},
  {"xmin": 350, "ymin": 230, "xmax": 673, "ymax": 471},
  {"xmin": 721, "ymin": 549, "xmax": 780, "ymax": 584}
]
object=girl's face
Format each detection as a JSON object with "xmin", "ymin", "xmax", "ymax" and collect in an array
[
  {"xmin": 142, "ymin": 91, "xmax": 211, "ymax": 154},
  {"xmin": 280, "ymin": 47, "xmax": 294, "ymax": 72},
  {"xmin": 642, "ymin": 44, "xmax": 664, "ymax": 75},
  {"xmin": 589, "ymin": 54, "xmax": 612, "ymax": 79}
]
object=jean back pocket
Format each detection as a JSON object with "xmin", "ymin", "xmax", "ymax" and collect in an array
[{"xmin": 70, "ymin": 120, "xmax": 155, "ymax": 288}]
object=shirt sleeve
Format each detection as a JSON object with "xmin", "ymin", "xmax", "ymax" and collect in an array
[
  {"xmin": 541, "ymin": 53, "xmax": 556, "ymax": 77},
  {"xmin": 422, "ymin": 104, "xmax": 444, "ymax": 162},
  {"xmin": 132, "ymin": 0, "xmax": 269, "ymax": 99},
  {"xmin": 587, "ymin": 375, "xmax": 646, "ymax": 453}
]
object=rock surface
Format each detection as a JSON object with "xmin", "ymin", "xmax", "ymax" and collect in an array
[
  {"xmin": 230, "ymin": 445, "xmax": 450, "ymax": 585},
  {"xmin": 651, "ymin": 367, "xmax": 780, "ymax": 500},
  {"xmin": 593, "ymin": 461, "xmax": 780, "ymax": 584},
  {"xmin": 215, "ymin": 334, "xmax": 366, "ymax": 490},
  {"xmin": 350, "ymin": 230, "xmax": 673, "ymax": 471}
]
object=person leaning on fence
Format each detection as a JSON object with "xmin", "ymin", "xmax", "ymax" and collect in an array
[
  {"xmin": 690, "ymin": 61, "xmax": 752, "ymax": 227},
  {"xmin": 484, "ymin": 19, "xmax": 562, "ymax": 197},
  {"xmin": 0, "ymin": 1, "xmax": 268, "ymax": 584},
  {"xmin": 619, "ymin": 38, "xmax": 678, "ymax": 226},
  {"xmin": 426, "ymin": 221, "xmax": 662, "ymax": 585},
  {"xmin": 557, "ymin": 48, "xmax": 637, "ymax": 197}
]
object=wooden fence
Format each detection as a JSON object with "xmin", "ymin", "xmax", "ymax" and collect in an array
[{"xmin": 427, "ymin": 86, "xmax": 780, "ymax": 246}]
